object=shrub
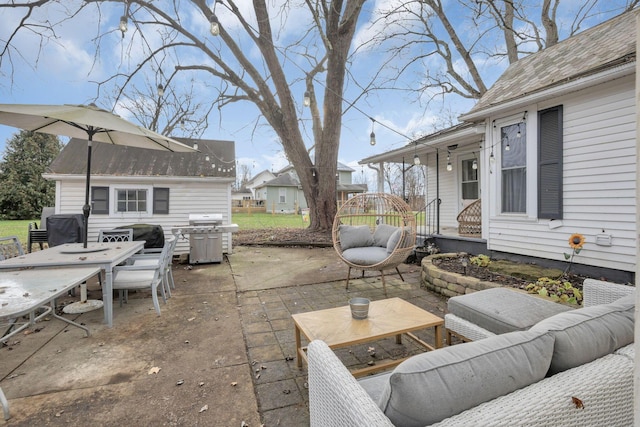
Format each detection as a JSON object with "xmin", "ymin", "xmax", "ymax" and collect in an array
[{"xmin": 525, "ymin": 277, "xmax": 583, "ymax": 305}]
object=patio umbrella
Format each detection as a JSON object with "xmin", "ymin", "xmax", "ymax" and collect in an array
[{"xmin": 0, "ymin": 103, "xmax": 196, "ymax": 247}]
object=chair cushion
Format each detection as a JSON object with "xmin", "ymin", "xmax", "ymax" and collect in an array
[
  {"xmin": 342, "ymin": 247, "xmax": 388, "ymax": 266},
  {"xmin": 373, "ymin": 224, "xmax": 398, "ymax": 248},
  {"xmin": 377, "ymin": 330, "xmax": 554, "ymax": 427},
  {"xmin": 339, "ymin": 225, "xmax": 374, "ymax": 251},
  {"xmin": 447, "ymin": 287, "xmax": 572, "ymax": 335},
  {"xmin": 386, "ymin": 227, "xmax": 412, "ymax": 253},
  {"xmin": 530, "ymin": 294, "xmax": 635, "ymax": 375}
]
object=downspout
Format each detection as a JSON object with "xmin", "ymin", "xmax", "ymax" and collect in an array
[{"xmin": 436, "ymin": 148, "xmax": 440, "ymax": 234}]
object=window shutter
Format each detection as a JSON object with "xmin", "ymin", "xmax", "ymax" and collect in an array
[
  {"xmin": 153, "ymin": 188, "xmax": 170, "ymax": 214},
  {"xmin": 91, "ymin": 187, "xmax": 109, "ymax": 214},
  {"xmin": 538, "ymin": 106, "xmax": 563, "ymax": 219}
]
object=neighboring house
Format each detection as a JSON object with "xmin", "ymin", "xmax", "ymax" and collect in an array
[
  {"xmin": 43, "ymin": 137, "xmax": 237, "ymax": 256},
  {"xmin": 256, "ymin": 162, "xmax": 367, "ymax": 213},
  {"xmin": 231, "ymin": 188, "xmax": 253, "ymax": 207},
  {"xmin": 361, "ymin": 9, "xmax": 638, "ymax": 282},
  {"xmin": 245, "ymin": 169, "xmax": 276, "ymax": 200}
]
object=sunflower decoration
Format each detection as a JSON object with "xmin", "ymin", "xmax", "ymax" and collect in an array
[
  {"xmin": 563, "ymin": 233, "xmax": 585, "ymax": 276},
  {"xmin": 568, "ymin": 233, "xmax": 585, "ymax": 251}
]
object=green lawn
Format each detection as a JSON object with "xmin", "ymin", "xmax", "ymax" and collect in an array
[
  {"xmin": 0, "ymin": 214, "xmax": 307, "ymax": 249},
  {"xmin": 231, "ymin": 212, "xmax": 308, "ymax": 229},
  {"xmin": 0, "ymin": 219, "xmax": 36, "ymax": 247}
]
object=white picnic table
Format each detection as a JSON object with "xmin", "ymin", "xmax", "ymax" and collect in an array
[{"xmin": 0, "ymin": 241, "xmax": 144, "ymax": 328}]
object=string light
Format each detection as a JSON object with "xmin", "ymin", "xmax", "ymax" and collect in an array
[
  {"xmin": 209, "ymin": 15, "xmax": 220, "ymax": 36},
  {"xmin": 118, "ymin": 1, "xmax": 129, "ymax": 37},
  {"xmin": 119, "ymin": 16, "xmax": 128, "ymax": 34},
  {"xmin": 472, "ymin": 152, "xmax": 478, "ymax": 170},
  {"xmin": 369, "ymin": 118, "xmax": 376, "ymax": 146},
  {"xmin": 413, "ymin": 142, "xmax": 420, "ymax": 165},
  {"xmin": 157, "ymin": 84, "xmax": 164, "ymax": 97},
  {"xmin": 303, "ymin": 91, "xmax": 311, "ymax": 107},
  {"xmin": 446, "ymin": 151, "xmax": 452, "ymax": 172}
]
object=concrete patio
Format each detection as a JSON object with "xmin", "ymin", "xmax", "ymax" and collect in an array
[{"xmin": 0, "ymin": 245, "xmax": 448, "ymax": 426}]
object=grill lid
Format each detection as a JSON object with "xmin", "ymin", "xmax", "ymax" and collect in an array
[{"xmin": 189, "ymin": 213, "xmax": 223, "ymax": 225}]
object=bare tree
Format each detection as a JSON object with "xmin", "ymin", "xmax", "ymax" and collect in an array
[
  {"xmin": 0, "ymin": 0, "xmax": 368, "ymax": 231},
  {"xmin": 362, "ymin": 0, "xmax": 638, "ymax": 104}
]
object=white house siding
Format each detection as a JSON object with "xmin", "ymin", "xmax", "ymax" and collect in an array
[
  {"xmin": 487, "ymin": 75, "xmax": 636, "ymax": 272},
  {"xmin": 424, "ymin": 151, "xmax": 459, "ymax": 230},
  {"xmin": 52, "ymin": 176, "xmax": 235, "ymax": 257}
]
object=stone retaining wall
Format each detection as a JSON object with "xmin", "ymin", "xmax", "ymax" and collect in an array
[{"xmin": 421, "ymin": 253, "xmax": 501, "ymax": 298}]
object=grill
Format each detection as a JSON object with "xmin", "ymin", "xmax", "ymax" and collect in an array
[{"xmin": 179, "ymin": 214, "xmax": 238, "ymax": 264}]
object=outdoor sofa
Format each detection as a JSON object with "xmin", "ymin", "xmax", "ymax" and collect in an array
[{"xmin": 307, "ymin": 280, "xmax": 635, "ymax": 426}]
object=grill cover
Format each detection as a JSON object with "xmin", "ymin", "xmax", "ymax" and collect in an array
[
  {"xmin": 46, "ymin": 214, "xmax": 85, "ymax": 247},
  {"xmin": 116, "ymin": 224, "xmax": 165, "ymax": 249}
]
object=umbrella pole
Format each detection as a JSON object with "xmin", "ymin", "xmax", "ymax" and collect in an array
[{"xmin": 83, "ymin": 136, "xmax": 93, "ymax": 248}]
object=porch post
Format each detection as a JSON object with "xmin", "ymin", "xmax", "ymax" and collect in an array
[{"xmin": 436, "ymin": 148, "xmax": 440, "ymax": 234}]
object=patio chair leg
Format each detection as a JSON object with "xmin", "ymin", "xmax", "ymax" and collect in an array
[
  {"xmin": 345, "ymin": 267, "xmax": 352, "ymax": 290},
  {"xmin": 0, "ymin": 385, "xmax": 9, "ymax": 421},
  {"xmin": 446, "ymin": 329, "xmax": 452, "ymax": 346},
  {"xmin": 380, "ymin": 272, "xmax": 388, "ymax": 298},
  {"xmin": 151, "ymin": 283, "xmax": 161, "ymax": 315},
  {"xmin": 396, "ymin": 267, "xmax": 405, "ymax": 282}
]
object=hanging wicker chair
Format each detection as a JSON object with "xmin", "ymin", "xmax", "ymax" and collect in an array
[{"xmin": 332, "ymin": 193, "xmax": 417, "ymax": 297}]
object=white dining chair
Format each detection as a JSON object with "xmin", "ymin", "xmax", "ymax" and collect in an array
[
  {"xmin": 128, "ymin": 235, "xmax": 178, "ymax": 297},
  {"xmin": 112, "ymin": 237, "xmax": 174, "ymax": 315}
]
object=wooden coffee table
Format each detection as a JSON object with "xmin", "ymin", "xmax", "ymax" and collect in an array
[{"xmin": 292, "ymin": 297, "xmax": 443, "ymax": 377}]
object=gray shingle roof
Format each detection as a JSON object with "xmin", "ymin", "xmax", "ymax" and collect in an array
[
  {"xmin": 47, "ymin": 137, "xmax": 235, "ymax": 178},
  {"xmin": 466, "ymin": 9, "xmax": 637, "ymax": 115}
]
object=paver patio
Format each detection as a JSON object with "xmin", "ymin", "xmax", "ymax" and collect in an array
[{"xmin": 0, "ymin": 245, "xmax": 448, "ymax": 426}]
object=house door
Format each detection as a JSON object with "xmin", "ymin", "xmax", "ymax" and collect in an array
[{"xmin": 459, "ymin": 156, "xmax": 479, "ymax": 211}]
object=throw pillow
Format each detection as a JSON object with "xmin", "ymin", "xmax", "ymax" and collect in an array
[
  {"xmin": 530, "ymin": 294, "xmax": 635, "ymax": 375},
  {"xmin": 338, "ymin": 225, "xmax": 374, "ymax": 251},
  {"xmin": 372, "ymin": 224, "xmax": 398, "ymax": 247},
  {"xmin": 377, "ymin": 330, "xmax": 554, "ymax": 427},
  {"xmin": 386, "ymin": 227, "xmax": 412, "ymax": 253}
]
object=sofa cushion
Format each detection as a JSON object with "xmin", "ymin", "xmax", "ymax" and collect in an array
[
  {"xmin": 530, "ymin": 294, "xmax": 635, "ymax": 375},
  {"xmin": 448, "ymin": 287, "xmax": 573, "ymax": 335},
  {"xmin": 342, "ymin": 247, "xmax": 388, "ymax": 266},
  {"xmin": 339, "ymin": 225, "xmax": 374, "ymax": 251},
  {"xmin": 377, "ymin": 330, "xmax": 554, "ymax": 427},
  {"xmin": 373, "ymin": 224, "xmax": 398, "ymax": 248}
]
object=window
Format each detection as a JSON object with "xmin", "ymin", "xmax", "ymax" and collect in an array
[
  {"xmin": 461, "ymin": 158, "xmax": 478, "ymax": 200},
  {"xmin": 501, "ymin": 122, "xmax": 526, "ymax": 213},
  {"xmin": 91, "ymin": 187, "xmax": 109, "ymax": 214},
  {"xmin": 116, "ymin": 189, "xmax": 147, "ymax": 213},
  {"xmin": 538, "ymin": 106, "xmax": 563, "ymax": 219},
  {"xmin": 153, "ymin": 188, "xmax": 170, "ymax": 214},
  {"xmin": 279, "ymin": 188, "xmax": 286, "ymax": 203}
]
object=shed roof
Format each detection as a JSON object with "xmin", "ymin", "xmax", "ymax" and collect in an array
[
  {"xmin": 464, "ymin": 9, "xmax": 637, "ymax": 116},
  {"xmin": 47, "ymin": 137, "xmax": 235, "ymax": 178}
]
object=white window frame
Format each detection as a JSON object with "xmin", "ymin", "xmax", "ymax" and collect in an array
[
  {"xmin": 491, "ymin": 113, "xmax": 536, "ymax": 219},
  {"xmin": 110, "ymin": 184, "xmax": 153, "ymax": 218}
]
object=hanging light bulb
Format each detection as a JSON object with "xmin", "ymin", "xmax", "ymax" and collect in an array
[
  {"xmin": 489, "ymin": 150, "xmax": 495, "ymax": 165},
  {"xmin": 413, "ymin": 154, "xmax": 420, "ymax": 165},
  {"xmin": 180, "ymin": 119, "xmax": 186, "ymax": 131},
  {"xmin": 472, "ymin": 158, "xmax": 478, "ymax": 170},
  {"xmin": 157, "ymin": 84, "xmax": 164, "ymax": 97},
  {"xmin": 516, "ymin": 124, "xmax": 521, "ymax": 138},
  {"xmin": 209, "ymin": 15, "xmax": 220, "ymax": 36},
  {"xmin": 369, "ymin": 118, "xmax": 376, "ymax": 146},
  {"xmin": 119, "ymin": 16, "xmax": 128, "ymax": 33},
  {"xmin": 193, "ymin": 142, "xmax": 198, "ymax": 150},
  {"xmin": 505, "ymin": 142, "xmax": 511, "ymax": 151},
  {"xmin": 303, "ymin": 91, "xmax": 311, "ymax": 107},
  {"xmin": 446, "ymin": 151, "xmax": 452, "ymax": 171}
]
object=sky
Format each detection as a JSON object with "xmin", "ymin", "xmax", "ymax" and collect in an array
[{"xmin": 0, "ymin": 1, "xmax": 634, "ymax": 186}]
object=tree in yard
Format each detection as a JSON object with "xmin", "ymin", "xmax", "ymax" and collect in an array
[
  {"xmin": 362, "ymin": 0, "xmax": 638, "ymax": 107},
  {"xmin": 0, "ymin": 0, "xmax": 369, "ymax": 232},
  {"xmin": 0, "ymin": 131, "xmax": 62, "ymax": 220}
]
